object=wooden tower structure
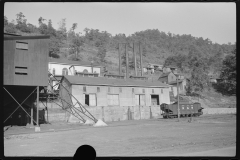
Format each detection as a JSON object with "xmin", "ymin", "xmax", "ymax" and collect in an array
[{"xmin": 3, "ymin": 33, "xmax": 50, "ymax": 128}]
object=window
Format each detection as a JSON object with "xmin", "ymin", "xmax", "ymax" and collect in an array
[
  {"xmin": 152, "ymin": 89, "xmax": 154, "ymax": 93},
  {"xmin": 108, "ymin": 87, "xmax": 110, "ymax": 92},
  {"xmin": 83, "ymin": 69, "xmax": 88, "ymax": 73},
  {"xmin": 16, "ymin": 41, "xmax": 28, "ymax": 50},
  {"xmin": 97, "ymin": 87, "xmax": 100, "ymax": 92},
  {"xmin": 171, "ymin": 87, "xmax": 173, "ymax": 91},
  {"xmin": 119, "ymin": 87, "xmax": 122, "ymax": 93},
  {"xmin": 132, "ymin": 88, "xmax": 134, "ymax": 93},
  {"xmin": 15, "ymin": 66, "xmax": 28, "ymax": 75},
  {"xmin": 62, "ymin": 68, "xmax": 68, "ymax": 75},
  {"xmin": 142, "ymin": 89, "xmax": 145, "ymax": 93},
  {"xmin": 107, "ymin": 94, "xmax": 119, "ymax": 106},
  {"xmin": 83, "ymin": 86, "xmax": 86, "ymax": 92},
  {"xmin": 161, "ymin": 89, "xmax": 163, "ymax": 94},
  {"xmin": 53, "ymin": 68, "xmax": 55, "ymax": 75},
  {"xmin": 84, "ymin": 94, "xmax": 97, "ymax": 106},
  {"xmin": 135, "ymin": 94, "xmax": 145, "ymax": 106}
]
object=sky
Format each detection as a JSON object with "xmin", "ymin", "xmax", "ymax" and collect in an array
[{"xmin": 4, "ymin": 2, "xmax": 236, "ymax": 45}]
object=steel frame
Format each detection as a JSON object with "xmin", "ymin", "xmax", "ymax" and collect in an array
[
  {"xmin": 3, "ymin": 87, "xmax": 38, "ymax": 125},
  {"xmin": 45, "ymin": 72, "xmax": 98, "ymax": 123}
]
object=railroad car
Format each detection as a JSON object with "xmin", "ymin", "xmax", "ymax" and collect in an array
[{"xmin": 160, "ymin": 101, "xmax": 203, "ymax": 119}]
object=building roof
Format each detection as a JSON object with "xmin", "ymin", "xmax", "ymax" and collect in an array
[
  {"xmin": 48, "ymin": 58, "xmax": 102, "ymax": 67},
  {"xmin": 4, "ymin": 32, "xmax": 21, "ymax": 36},
  {"xmin": 158, "ymin": 72, "xmax": 172, "ymax": 78},
  {"xmin": 4, "ymin": 35, "xmax": 50, "ymax": 40},
  {"xmin": 63, "ymin": 75, "xmax": 170, "ymax": 88},
  {"xmin": 168, "ymin": 79, "xmax": 184, "ymax": 85},
  {"xmin": 163, "ymin": 65, "xmax": 178, "ymax": 69}
]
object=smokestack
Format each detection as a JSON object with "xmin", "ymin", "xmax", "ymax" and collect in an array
[
  {"xmin": 139, "ymin": 42, "xmax": 143, "ymax": 76},
  {"xmin": 133, "ymin": 43, "xmax": 137, "ymax": 76},
  {"xmin": 118, "ymin": 43, "xmax": 122, "ymax": 76},
  {"xmin": 125, "ymin": 43, "xmax": 129, "ymax": 79}
]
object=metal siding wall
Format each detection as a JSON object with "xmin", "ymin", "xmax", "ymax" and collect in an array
[
  {"xmin": 160, "ymin": 88, "xmax": 170, "ymax": 104},
  {"xmin": 5, "ymin": 38, "xmax": 48, "ymax": 86},
  {"xmin": 120, "ymin": 87, "xmax": 134, "ymax": 106},
  {"xmin": 97, "ymin": 86, "xmax": 108, "ymax": 106},
  {"xmin": 71, "ymin": 85, "xmax": 84, "ymax": 106},
  {"xmin": 4, "ymin": 40, "xmax": 15, "ymax": 85}
]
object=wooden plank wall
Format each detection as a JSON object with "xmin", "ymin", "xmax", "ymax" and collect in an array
[
  {"xmin": 4, "ymin": 40, "xmax": 15, "ymax": 85},
  {"xmin": 4, "ymin": 38, "xmax": 49, "ymax": 86}
]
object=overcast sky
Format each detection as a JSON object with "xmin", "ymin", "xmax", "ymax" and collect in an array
[{"xmin": 4, "ymin": 2, "xmax": 236, "ymax": 45}]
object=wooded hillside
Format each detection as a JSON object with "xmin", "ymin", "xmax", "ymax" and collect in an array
[{"xmin": 4, "ymin": 13, "xmax": 236, "ymax": 96}]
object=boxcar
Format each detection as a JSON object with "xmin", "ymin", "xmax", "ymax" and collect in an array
[{"xmin": 160, "ymin": 102, "xmax": 203, "ymax": 119}]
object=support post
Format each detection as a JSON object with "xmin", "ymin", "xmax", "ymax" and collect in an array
[
  {"xmin": 37, "ymin": 86, "xmax": 39, "ymax": 126},
  {"xmin": 118, "ymin": 43, "xmax": 122, "ymax": 76},
  {"xmin": 133, "ymin": 43, "xmax": 137, "ymax": 76},
  {"xmin": 177, "ymin": 76, "xmax": 180, "ymax": 121},
  {"xmin": 125, "ymin": 43, "xmax": 129, "ymax": 79},
  {"xmin": 31, "ymin": 106, "xmax": 33, "ymax": 125},
  {"xmin": 139, "ymin": 42, "xmax": 143, "ymax": 76}
]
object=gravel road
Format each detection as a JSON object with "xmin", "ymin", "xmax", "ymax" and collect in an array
[{"xmin": 4, "ymin": 114, "xmax": 236, "ymax": 157}]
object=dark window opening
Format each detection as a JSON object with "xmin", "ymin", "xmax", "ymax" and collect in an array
[
  {"xmin": 15, "ymin": 72, "xmax": 28, "ymax": 75},
  {"xmin": 108, "ymin": 87, "xmax": 110, "ymax": 92},
  {"xmin": 53, "ymin": 68, "xmax": 55, "ymax": 75},
  {"xmin": 97, "ymin": 87, "xmax": 100, "ymax": 92},
  {"xmin": 151, "ymin": 95, "xmax": 160, "ymax": 105},
  {"xmin": 119, "ymin": 87, "xmax": 122, "ymax": 93},
  {"xmin": 62, "ymin": 68, "xmax": 68, "ymax": 75},
  {"xmin": 142, "ymin": 89, "xmax": 145, "ymax": 93},
  {"xmin": 85, "ymin": 94, "xmax": 89, "ymax": 106},
  {"xmin": 132, "ymin": 88, "xmax": 134, "ymax": 93},
  {"xmin": 152, "ymin": 89, "xmax": 154, "ymax": 93}
]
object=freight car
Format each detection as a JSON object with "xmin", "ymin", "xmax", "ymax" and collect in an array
[{"xmin": 160, "ymin": 101, "xmax": 203, "ymax": 119}]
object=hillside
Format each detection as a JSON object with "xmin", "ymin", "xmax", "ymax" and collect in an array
[{"xmin": 4, "ymin": 13, "xmax": 236, "ymax": 108}]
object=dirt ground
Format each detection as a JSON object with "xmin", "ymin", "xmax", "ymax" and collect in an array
[{"xmin": 4, "ymin": 114, "xmax": 236, "ymax": 157}]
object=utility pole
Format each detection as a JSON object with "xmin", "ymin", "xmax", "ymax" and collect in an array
[
  {"xmin": 125, "ymin": 43, "xmax": 129, "ymax": 79},
  {"xmin": 139, "ymin": 42, "xmax": 143, "ymax": 76},
  {"xmin": 133, "ymin": 43, "xmax": 137, "ymax": 76},
  {"xmin": 176, "ymin": 75, "xmax": 180, "ymax": 121},
  {"xmin": 118, "ymin": 43, "xmax": 122, "ymax": 76}
]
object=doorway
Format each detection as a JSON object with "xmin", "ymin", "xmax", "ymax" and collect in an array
[{"xmin": 151, "ymin": 95, "xmax": 160, "ymax": 105}]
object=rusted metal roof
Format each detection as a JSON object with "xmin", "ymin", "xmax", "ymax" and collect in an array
[{"xmin": 63, "ymin": 75, "xmax": 170, "ymax": 88}]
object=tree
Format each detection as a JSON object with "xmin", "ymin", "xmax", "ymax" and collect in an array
[
  {"xmin": 185, "ymin": 55, "xmax": 209, "ymax": 96},
  {"xmin": 15, "ymin": 12, "xmax": 30, "ymax": 32},
  {"xmin": 68, "ymin": 35, "xmax": 83, "ymax": 61},
  {"xmin": 58, "ymin": 18, "xmax": 67, "ymax": 39},
  {"xmin": 4, "ymin": 16, "xmax": 8, "ymax": 27},
  {"xmin": 4, "ymin": 20, "xmax": 17, "ymax": 33},
  {"xmin": 218, "ymin": 49, "xmax": 236, "ymax": 95},
  {"xmin": 97, "ymin": 45, "xmax": 107, "ymax": 63}
]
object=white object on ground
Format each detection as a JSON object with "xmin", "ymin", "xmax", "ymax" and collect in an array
[
  {"xmin": 35, "ymin": 126, "xmax": 41, "ymax": 132},
  {"xmin": 93, "ymin": 119, "xmax": 107, "ymax": 127},
  {"xmin": 84, "ymin": 119, "xmax": 94, "ymax": 125}
]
